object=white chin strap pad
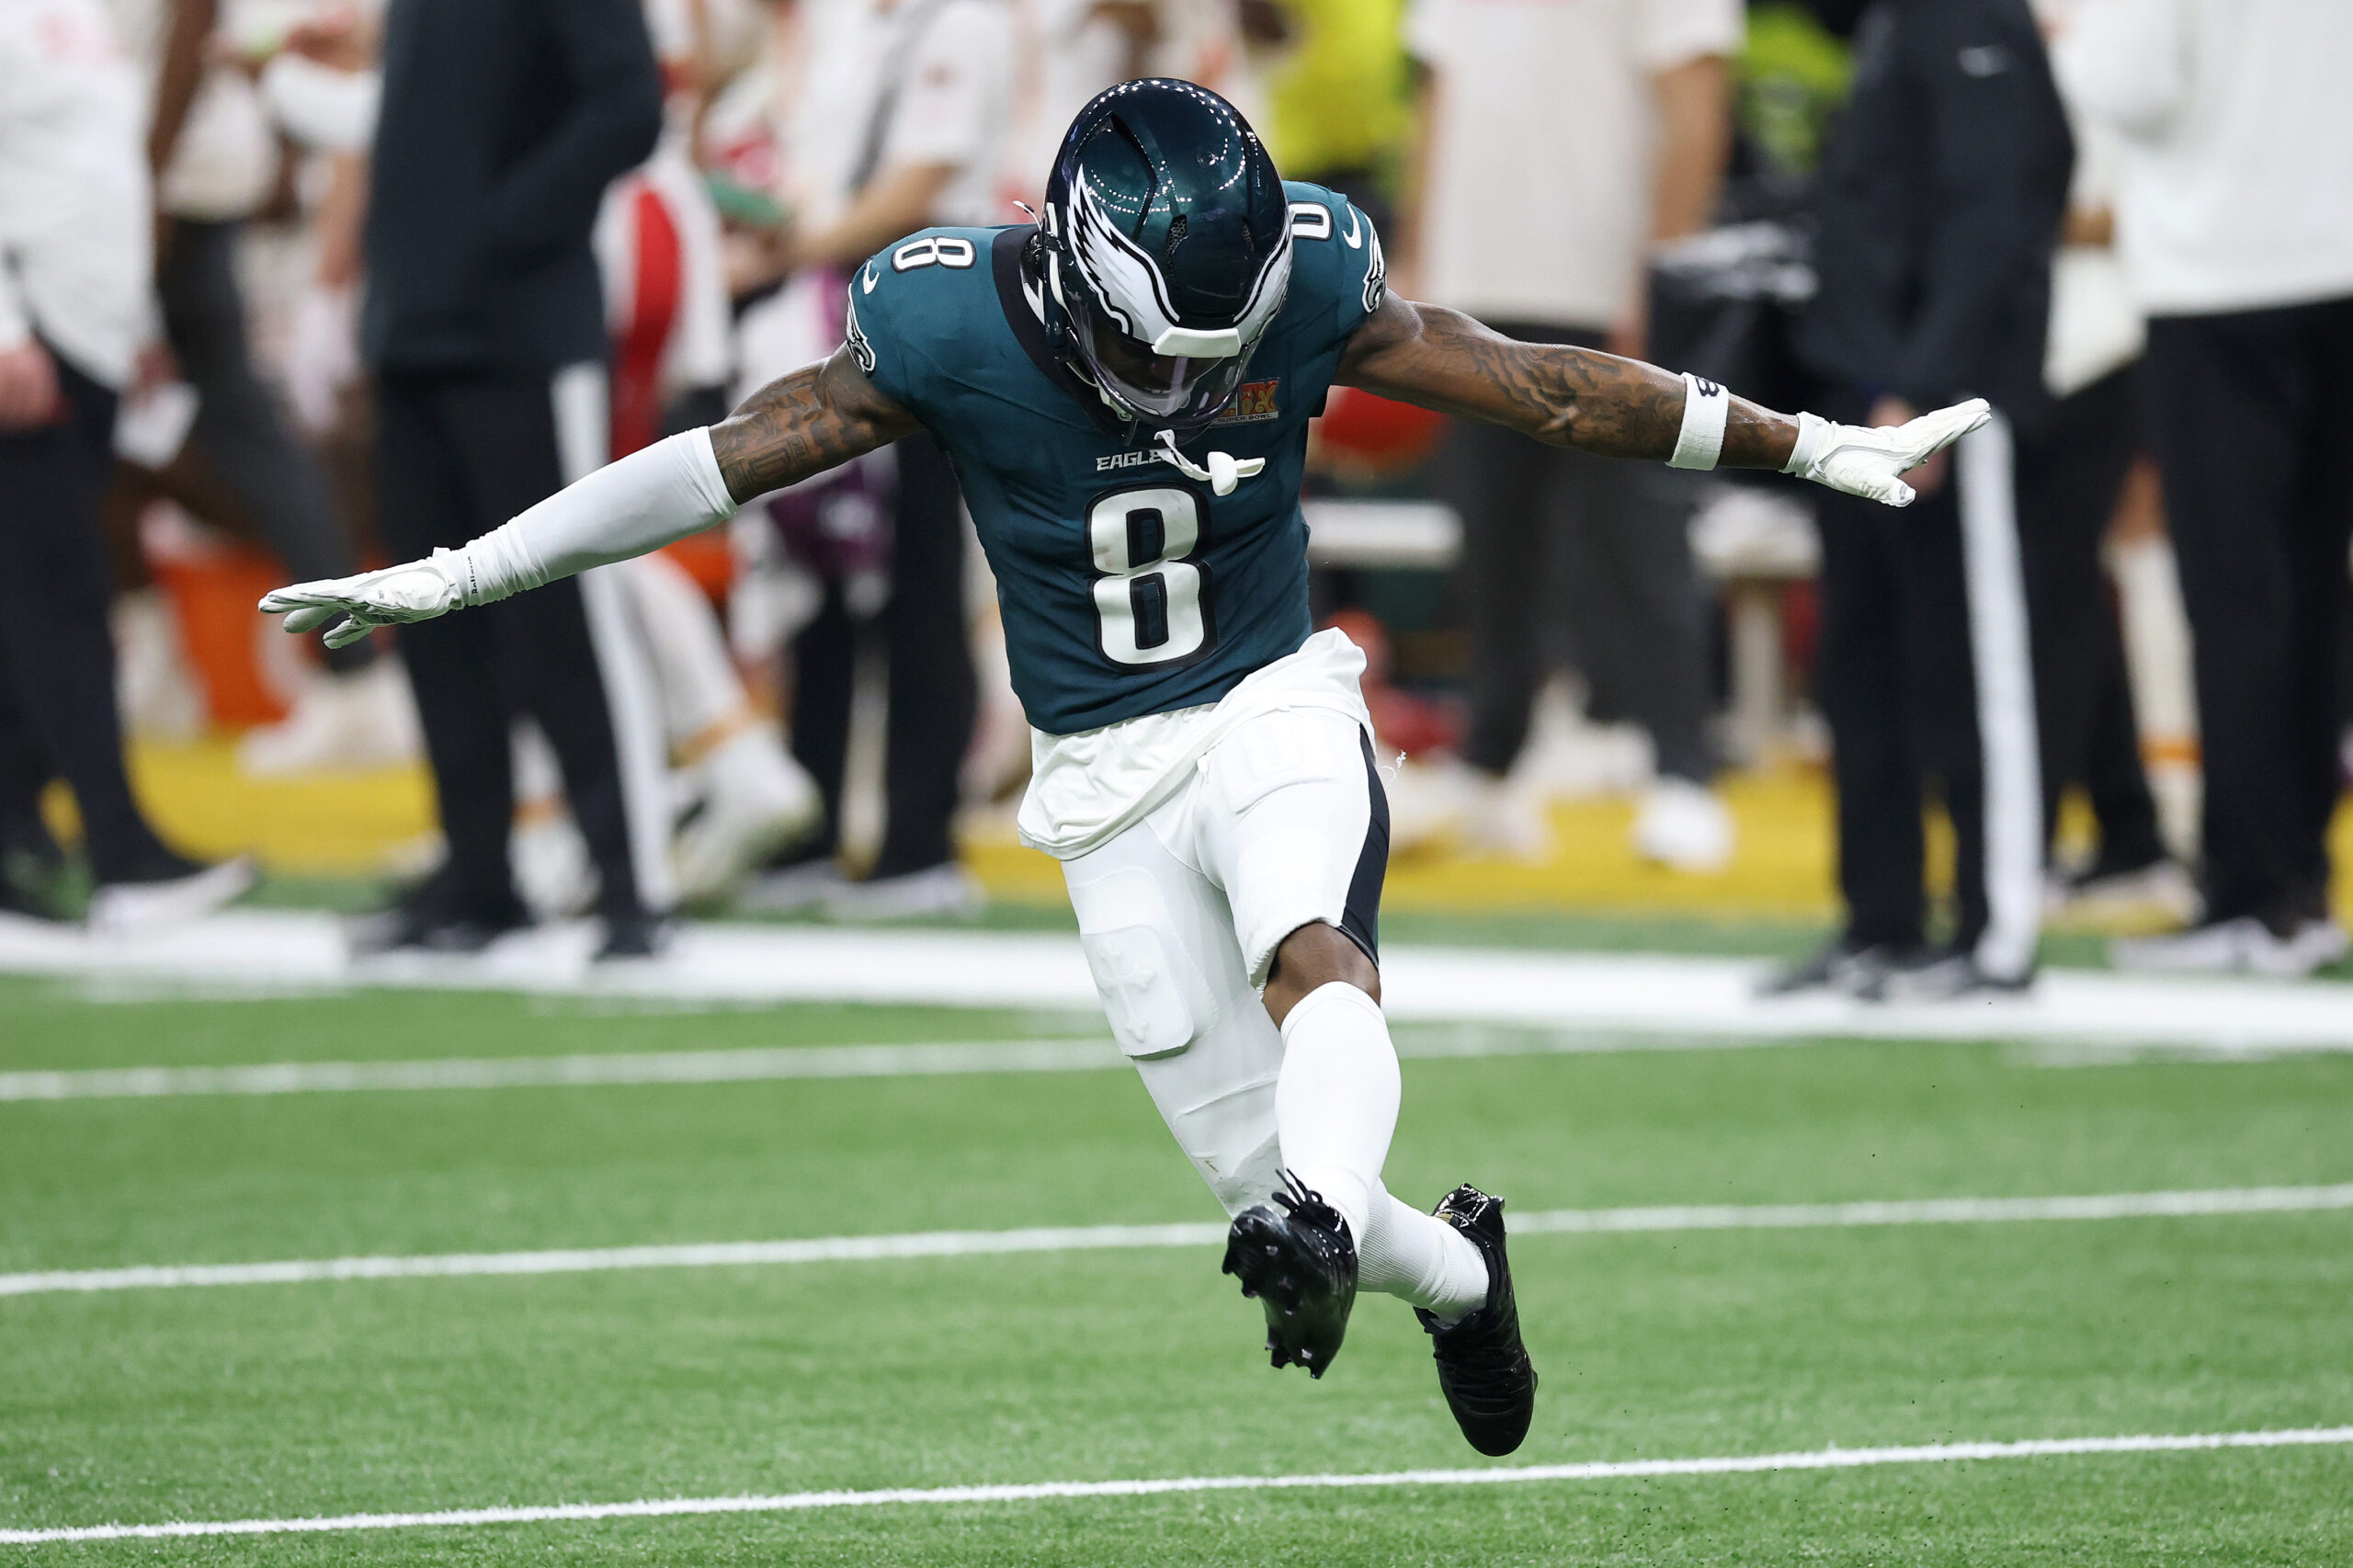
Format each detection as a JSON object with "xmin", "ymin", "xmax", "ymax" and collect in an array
[{"xmin": 1153, "ymin": 324, "xmax": 1244, "ymax": 358}]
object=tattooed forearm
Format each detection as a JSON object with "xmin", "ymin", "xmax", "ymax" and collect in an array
[
  {"xmin": 1336, "ymin": 295, "xmax": 1798, "ymax": 469},
  {"xmin": 709, "ymin": 348, "xmax": 921, "ymax": 504}
]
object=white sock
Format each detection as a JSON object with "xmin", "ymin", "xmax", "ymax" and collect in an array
[
  {"xmin": 1273, "ymin": 982, "xmax": 1400, "ymax": 1244},
  {"xmin": 1358, "ymin": 1184, "xmax": 1491, "ymax": 1323}
]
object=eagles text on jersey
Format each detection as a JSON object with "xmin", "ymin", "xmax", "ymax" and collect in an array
[{"xmin": 846, "ymin": 183, "xmax": 1387, "ymax": 736}]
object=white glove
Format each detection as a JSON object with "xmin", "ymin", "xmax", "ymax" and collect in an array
[
  {"xmin": 260, "ymin": 430, "xmax": 738, "ymax": 649},
  {"xmin": 1784, "ymin": 398, "xmax": 1992, "ymax": 506},
  {"xmin": 259, "ymin": 554, "xmax": 464, "ymax": 649}
]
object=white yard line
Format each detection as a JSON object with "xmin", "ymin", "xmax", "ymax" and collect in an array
[
  {"xmin": 6, "ymin": 1185, "xmax": 2347, "ymax": 1300},
  {"xmin": 0, "ymin": 1040, "xmax": 1128, "ymax": 1101},
  {"xmin": 0, "ymin": 1029, "xmax": 1813, "ymax": 1103},
  {"xmin": 8, "ymin": 909, "xmax": 2353, "ymax": 1051},
  {"xmin": 8, "ymin": 1018, "xmax": 2341, "ymax": 1104},
  {"xmin": 4, "ymin": 1426, "xmax": 2347, "ymax": 1545}
]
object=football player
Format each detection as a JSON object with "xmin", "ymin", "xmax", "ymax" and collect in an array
[{"xmin": 263, "ymin": 80, "xmax": 1984, "ymax": 1456}]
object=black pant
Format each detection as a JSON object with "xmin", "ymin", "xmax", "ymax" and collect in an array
[
  {"xmin": 2145, "ymin": 296, "xmax": 2353, "ymax": 927},
  {"xmin": 2014, "ymin": 367, "xmax": 2164, "ymax": 869},
  {"xmin": 0, "ymin": 355, "xmax": 176, "ymax": 882},
  {"xmin": 1435, "ymin": 323, "xmax": 1714, "ymax": 782},
  {"xmin": 159, "ymin": 218, "xmax": 373, "ymax": 673},
  {"xmin": 789, "ymin": 431, "xmax": 974, "ymax": 878},
  {"xmin": 375, "ymin": 368, "xmax": 644, "ymax": 920},
  {"xmin": 1815, "ymin": 472, "xmax": 1987, "ymax": 949}
]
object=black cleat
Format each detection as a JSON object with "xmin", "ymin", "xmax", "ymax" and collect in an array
[
  {"xmin": 1221, "ymin": 1172, "xmax": 1358, "ymax": 1379},
  {"xmin": 594, "ymin": 907, "xmax": 672, "ymax": 961},
  {"xmin": 347, "ymin": 869, "xmax": 529, "ymax": 957},
  {"xmin": 1416, "ymin": 1185, "xmax": 1539, "ymax": 1456}
]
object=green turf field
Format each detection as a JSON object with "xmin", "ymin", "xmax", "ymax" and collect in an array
[{"xmin": 4, "ymin": 973, "xmax": 2350, "ymax": 1563}]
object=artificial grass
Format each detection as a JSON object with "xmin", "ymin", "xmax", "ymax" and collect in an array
[{"xmin": 4, "ymin": 989, "xmax": 2349, "ymax": 1562}]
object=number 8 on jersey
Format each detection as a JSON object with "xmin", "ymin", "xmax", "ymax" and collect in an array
[{"xmin": 1089, "ymin": 485, "xmax": 1211, "ymax": 666}]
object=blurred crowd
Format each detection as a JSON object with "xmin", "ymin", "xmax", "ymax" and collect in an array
[{"xmin": 0, "ymin": 0, "xmax": 2347, "ymax": 981}]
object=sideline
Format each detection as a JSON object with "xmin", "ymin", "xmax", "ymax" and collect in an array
[{"xmin": 6, "ymin": 911, "xmax": 2353, "ymax": 1052}]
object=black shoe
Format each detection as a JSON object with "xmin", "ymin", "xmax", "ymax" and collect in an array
[
  {"xmin": 0, "ymin": 813, "xmax": 67, "ymax": 917},
  {"xmin": 0, "ymin": 871, "xmax": 60, "ymax": 921},
  {"xmin": 1757, "ymin": 934, "xmax": 1903, "ymax": 997},
  {"xmin": 347, "ymin": 872, "xmax": 528, "ymax": 956},
  {"xmin": 1859, "ymin": 945, "xmax": 2036, "ymax": 1003},
  {"xmin": 595, "ymin": 907, "xmax": 672, "ymax": 960},
  {"xmin": 0, "ymin": 827, "xmax": 65, "ymax": 922},
  {"xmin": 1222, "ymin": 1172, "xmax": 1358, "ymax": 1379},
  {"xmin": 1416, "ymin": 1185, "xmax": 1539, "ymax": 1457}
]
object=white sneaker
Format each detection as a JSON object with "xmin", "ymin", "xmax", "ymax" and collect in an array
[
  {"xmin": 511, "ymin": 803, "xmax": 596, "ymax": 921},
  {"xmin": 237, "ymin": 661, "xmax": 422, "ymax": 777},
  {"xmin": 1388, "ymin": 757, "xmax": 1553, "ymax": 860},
  {"xmin": 2290, "ymin": 917, "xmax": 2349, "ymax": 971},
  {"xmin": 1511, "ymin": 676, "xmax": 1654, "ymax": 799},
  {"xmin": 87, "ymin": 856, "xmax": 256, "ymax": 937},
  {"xmin": 2058, "ymin": 858, "xmax": 2201, "ymax": 925},
  {"xmin": 737, "ymin": 858, "xmax": 851, "ymax": 914},
  {"xmin": 1383, "ymin": 758, "xmax": 1470, "ymax": 855},
  {"xmin": 1631, "ymin": 778, "xmax": 1734, "ymax": 872},
  {"xmin": 2111, "ymin": 917, "xmax": 2319, "ymax": 977},
  {"xmin": 673, "ymin": 726, "xmax": 822, "ymax": 904},
  {"xmin": 824, "ymin": 863, "xmax": 983, "ymax": 921},
  {"xmin": 112, "ymin": 588, "xmax": 204, "ymax": 744}
]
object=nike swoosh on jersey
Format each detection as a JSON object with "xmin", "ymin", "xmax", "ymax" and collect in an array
[
  {"xmin": 862, "ymin": 264, "xmax": 881, "ymax": 293},
  {"xmin": 1341, "ymin": 209, "xmax": 1362, "ymax": 248}
]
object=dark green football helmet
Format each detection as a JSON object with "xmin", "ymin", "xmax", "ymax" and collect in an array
[{"xmin": 1037, "ymin": 78, "xmax": 1293, "ymax": 437}]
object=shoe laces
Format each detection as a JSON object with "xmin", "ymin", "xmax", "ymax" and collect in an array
[{"xmin": 1270, "ymin": 1171, "xmax": 1349, "ymax": 1244}]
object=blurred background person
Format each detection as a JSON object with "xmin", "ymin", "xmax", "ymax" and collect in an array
[
  {"xmin": 1773, "ymin": 0, "xmax": 2070, "ymax": 999},
  {"xmin": 592, "ymin": 0, "xmax": 823, "ymax": 908},
  {"xmin": 358, "ymin": 0, "xmax": 668, "ymax": 956},
  {"xmin": 1399, "ymin": 0, "xmax": 1745, "ymax": 872},
  {"xmin": 730, "ymin": 0, "xmax": 1011, "ymax": 919},
  {"xmin": 1261, "ymin": 0, "xmax": 1408, "ymax": 235},
  {"xmin": 2061, "ymin": 0, "xmax": 2353, "ymax": 976},
  {"xmin": 0, "ymin": 0, "xmax": 253, "ymax": 928},
  {"xmin": 1001, "ymin": 2, "xmax": 1274, "ymax": 213},
  {"xmin": 1003, "ymin": 0, "xmax": 1159, "ymax": 208},
  {"xmin": 108, "ymin": 0, "xmax": 417, "ymax": 778},
  {"xmin": 2018, "ymin": 0, "xmax": 2189, "ymax": 924}
]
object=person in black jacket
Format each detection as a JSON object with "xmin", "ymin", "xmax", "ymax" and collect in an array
[
  {"xmin": 1771, "ymin": 0, "xmax": 2072, "ymax": 998},
  {"xmin": 358, "ymin": 0, "xmax": 665, "ymax": 956}
]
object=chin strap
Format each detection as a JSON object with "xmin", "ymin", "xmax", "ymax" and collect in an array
[{"xmin": 1154, "ymin": 428, "xmax": 1265, "ymax": 497}]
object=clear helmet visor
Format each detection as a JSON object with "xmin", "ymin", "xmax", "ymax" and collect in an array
[{"xmin": 1067, "ymin": 282, "xmax": 1254, "ymax": 426}]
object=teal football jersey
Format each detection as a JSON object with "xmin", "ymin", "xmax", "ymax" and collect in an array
[{"xmin": 845, "ymin": 182, "xmax": 1387, "ymax": 736}]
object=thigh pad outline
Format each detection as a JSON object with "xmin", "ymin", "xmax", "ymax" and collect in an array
[{"xmin": 1069, "ymin": 865, "xmax": 1223, "ymax": 1060}]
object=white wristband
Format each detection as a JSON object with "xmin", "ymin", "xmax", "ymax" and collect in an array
[
  {"xmin": 1667, "ymin": 372, "xmax": 1730, "ymax": 471},
  {"xmin": 1781, "ymin": 410, "xmax": 1829, "ymax": 477}
]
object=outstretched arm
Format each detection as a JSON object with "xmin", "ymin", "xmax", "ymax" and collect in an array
[
  {"xmin": 710, "ymin": 347, "xmax": 921, "ymax": 502},
  {"xmin": 262, "ymin": 348, "xmax": 917, "ymax": 647},
  {"xmin": 1336, "ymin": 292, "xmax": 1987, "ymax": 504}
]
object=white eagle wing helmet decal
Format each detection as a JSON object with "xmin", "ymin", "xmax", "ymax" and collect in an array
[{"xmin": 1067, "ymin": 168, "xmax": 1292, "ymax": 360}]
